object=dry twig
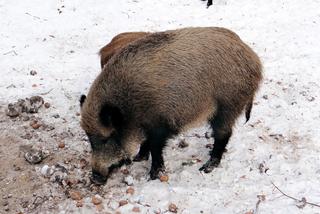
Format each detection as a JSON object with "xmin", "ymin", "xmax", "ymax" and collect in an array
[{"xmin": 271, "ymin": 182, "xmax": 320, "ymax": 208}]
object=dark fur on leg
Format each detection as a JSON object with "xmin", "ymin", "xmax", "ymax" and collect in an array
[
  {"xmin": 133, "ymin": 140, "xmax": 150, "ymax": 162},
  {"xmin": 200, "ymin": 107, "xmax": 233, "ymax": 173},
  {"xmin": 144, "ymin": 122, "xmax": 177, "ymax": 180}
]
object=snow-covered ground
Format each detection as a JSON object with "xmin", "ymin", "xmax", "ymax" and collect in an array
[{"xmin": 1, "ymin": 0, "xmax": 320, "ymax": 213}]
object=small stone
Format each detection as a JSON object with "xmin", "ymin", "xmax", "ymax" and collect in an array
[
  {"xmin": 6, "ymin": 103, "xmax": 20, "ymax": 117},
  {"xmin": 52, "ymin": 114, "xmax": 60, "ymax": 118},
  {"xmin": 168, "ymin": 203, "xmax": 178, "ymax": 213},
  {"xmin": 69, "ymin": 190, "xmax": 82, "ymax": 201},
  {"xmin": 30, "ymin": 70, "xmax": 37, "ymax": 75},
  {"xmin": 92, "ymin": 195, "xmax": 103, "ymax": 205},
  {"xmin": 44, "ymin": 102, "xmax": 50, "ymax": 108},
  {"xmin": 205, "ymin": 144, "xmax": 213, "ymax": 149},
  {"xmin": 121, "ymin": 168, "xmax": 129, "ymax": 175},
  {"xmin": 124, "ymin": 176, "xmax": 134, "ymax": 186},
  {"xmin": 7, "ymin": 194, "xmax": 12, "ymax": 198},
  {"xmin": 159, "ymin": 175, "xmax": 169, "ymax": 182},
  {"xmin": 205, "ymin": 132, "xmax": 211, "ymax": 139},
  {"xmin": 119, "ymin": 200, "xmax": 128, "ymax": 207},
  {"xmin": 178, "ymin": 139, "xmax": 188, "ymax": 148},
  {"xmin": 41, "ymin": 164, "xmax": 53, "ymax": 177},
  {"xmin": 132, "ymin": 207, "xmax": 140, "ymax": 212},
  {"xmin": 30, "ymin": 121, "xmax": 41, "ymax": 130},
  {"xmin": 126, "ymin": 187, "xmax": 135, "ymax": 195},
  {"xmin": 24, "ymin": 150, "xmax": 44, "ymax": 164},
  {"xmin": 262, "ymin": 95, "xmax": 268, "ymax": 100},
  {"xmin": 58, "ymin": 142, "xmax": 65, "ymax": 149},
  {"xmin": 76, "ymin": 112, "xmax": 80, "ymax": 116},
  {"xmin": 22, "ymin": 115, "xmax": 30, "ymax": 121},
  {"xmin": 76, "ymin": 200, "xmax": 83, "ymax": 207},
  {"xmin": 4, "ymin": 205, "xmax": 9, "ymax": 211},
  {"xmin": 79, "ymin": 158, "xmax": 88, "ymax": 169}
]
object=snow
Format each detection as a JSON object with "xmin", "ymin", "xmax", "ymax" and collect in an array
[{"xmin": 1, "ymin": 0, "xmax": 320, "ymax": 213}]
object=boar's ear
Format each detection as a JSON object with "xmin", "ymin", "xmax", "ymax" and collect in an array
[
  {"xmin": 80, "ymin": 95, "xmax": 86, "ymax": 107},
  {"xmin": 99, "ymin": 104, "xmax": 123, "ymax": 130}
]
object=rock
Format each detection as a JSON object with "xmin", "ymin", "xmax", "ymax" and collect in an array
[
  {"xmin": 132, "ymin": 207, "xmax": 140, "ymax": 212},
  {"xmin": 119, "ymin": 200, "xmax": 128, "ymax": 207},
  {"xmin": 44, "ymin": 102, "xmax": 50, "ymax": 108},
  {"xmin": 6, "ymin": 103, "xmax": 20, "ymax": 117},
  {"xmin": 205, "ymin": 132, "xmax": 211, "ymax": 139},
  {"xmin": 92, "ymin": 195, "xmax": 103, "ymax": 205},
  {"xmin": 30, "ymin": 70, "xmax": 37, "ymax": 75},
  {"xmin": 124, "ymin": 176, "xmax": 134, "ymax": 186},
  {"xmin": 69, "ymin": 190, "xmax": 82, "ymax": 201},
  {"xmin": 160, "ymin": 175, "xmax": 169, "ymax": 182},
  {"xmin": 24, "ymin": 149, "xmax": 44, "ymax": 164},
  {"xmin": 4, "ymin": 205, "xmax": 9, "ymax": 211},
  {"xmin": 168, "ymin": 203, "xmax": 178, "ymax": 213},
  {"xmin": 41, "ymin": 165, "xmax": 54, "ymax": 177},
  {"xmin": 178, "ymin": 139, "xmax": 188, "ymax": 148},
  {"xmin": 126, "ymin": 187, "xmax": 135, "ymax": 195},
  {"xmin": 205, "ymin": 144, "xmax": 213, "ymax": 149},
  {"xmin": 121, "ymin": 168, "xmax": 130, "ymax": 175},
  {"xmin": 96, "ymin": 203, "xmax": 104, "ymax": 212},
  {"xmin": 58, "ymin": 142, "xmax": 65, "ymax": 149},
  {"xmin": 79, "ymin": 158, "xmax": 88, "ymax": 169},
  {"xmin": 52, "ymin": 114, "xmax": 60, "ymax": 118},
  {"xmin": 31, "ymin": 122, "xmax": 41, "ymax": 130}
]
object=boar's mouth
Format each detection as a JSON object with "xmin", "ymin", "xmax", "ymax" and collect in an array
[
  {"xmin": 108, "ymin": 158, "xmax": 132, "ymax": 174},
  {"xmin": 91, "ymin": 158, "xmax": 131, "ymax": 185}
]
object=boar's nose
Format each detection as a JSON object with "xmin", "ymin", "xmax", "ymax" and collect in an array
[{"xmin": 91, "ymin": 170, "xmax": 107, "ymax": 185}]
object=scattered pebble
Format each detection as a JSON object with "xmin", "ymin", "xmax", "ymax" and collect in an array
[
  {"xmin": 178, "ymin": 139, "xmax": 188, "ymax": 148},
  {"xmin": 30, "ymin": 70, "xmax": 37, "ymax": 75},
  {"xmin": 58, "ymin": 142, "xmax": 65, "ymax": 149},
  {"xmin": 24, "ymin": 149, "xmax": 45, "ymax": 164},
  {"xmin": 124, "ymin": 176, "xmax": 134, "ymax": 186},
  {"xmin": 41, "ymin": 165, "xmax": 54, "ymax": 177},
  {"xmin": 168, "ymin": 203, "xmax": 178, "ymax": 213},
  {"xmin": 205, "ymin": 132, "xmax": 211, "ymax": 139},
  {"xmin": 132, "ymin": 207, "xmax": 140, "ymax": 212},
  {"xmin": 119, "ymin": 200, "xmax": 128, "ymax": 207},
  {"xmin": 160, "ymin": 175, "xmax": 169, "ymax": 182},
  {"xmin": 44, "ymin": 102, "xmax": 51, "ymax": 108},
  {"xmin": 6, "ymin": 103, "xmax": 20, "ymax": 117},
  {"xmin": 121, "ymin": 168, "xmax": 129, "ymax": 175},
  {"xmin": 91, "ymin": 195, "xmax": 103, "ymax": 205},
  {"xmin": 126, "ymin": 187, "xmax": 135, "ymax": 195},
  {"xmin": 30, "ymin": 121, "xmax": 41, "ymax": 129},
  {"xmin": 2, "ymin": 200, "xmax": 8, "ymax": 206},
  {"xmin": 205, "ymin": 144, "xmax": 213, "ymax": 149},
  {"xmin": 4, "ymin": 205, "xmax": 9, "ymax": 211},
  {"xmin": 69, "ymin": 190, "xmax": 82, "ymax": 201},
  {"xmin": 79, "ymin": 158, "xmax": 88, "ymax": 169}
]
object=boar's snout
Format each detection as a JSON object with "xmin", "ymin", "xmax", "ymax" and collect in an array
[{"xmin": 91, "ymin": 170, "xmax": 108, "ymax": 185}]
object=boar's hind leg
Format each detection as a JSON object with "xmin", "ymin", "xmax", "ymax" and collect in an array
[
  {"xmin": 133, "ymin": 141, "xmax": 150, "ymax": 162},
  {"xmin": 145, "ymin": 123, "xmax": 177, "ymax": 180},
  {"xmin": 200, "ymin": 106, "xmax": 235, "ymax": 173}
]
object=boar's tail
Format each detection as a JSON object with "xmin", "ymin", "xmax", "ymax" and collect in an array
[{"xmin": 245, "ymin": 97, "xmax": 254, "ymax": 123}]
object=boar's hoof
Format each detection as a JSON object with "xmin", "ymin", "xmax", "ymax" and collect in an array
[
  {"xmin": 149, "ymin": 167, "xmax": 165, "ymax": 180},
  {"xmin": 90, "ymin": 171, "xmax": 107, "ymax": 185},
  {"xmin": 199, "ymin": 157, "xmax": 220, "ymax": 173},
  {"xmin": 133, "ymin": 153, "xmax": 149, "ymax": 162}
]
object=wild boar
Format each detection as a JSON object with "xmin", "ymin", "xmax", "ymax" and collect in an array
[{"xmin": 80, "ymin": 27, "xmax": 262, "ymax": 184}]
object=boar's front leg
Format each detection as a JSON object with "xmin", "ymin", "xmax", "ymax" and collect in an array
[
  {"xmin": 200, "ymin": 105, "xmax": 234, "ymax": 173},
  {"xmin": 133, "ymin": 140, "xmax": 150, "ymax": 162},
  {"xmin": 144, "ymin": 123, "xmax": 177, "ymax": 180}
]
